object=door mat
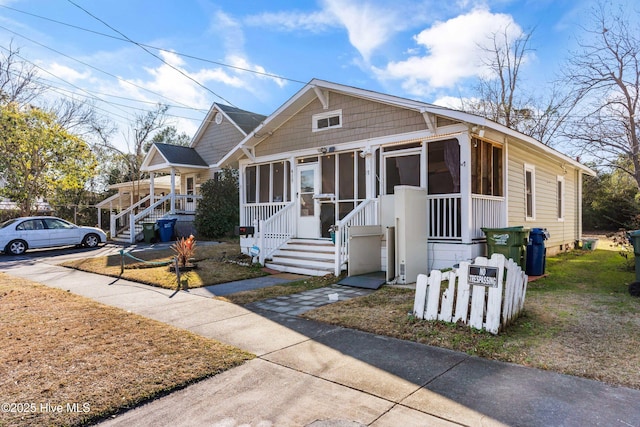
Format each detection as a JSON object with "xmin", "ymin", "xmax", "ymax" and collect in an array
[{"xmin": 337, "ymin": 271, "xmax": 386, "ymax": 289}]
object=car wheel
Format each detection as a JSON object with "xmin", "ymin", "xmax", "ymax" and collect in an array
[
  {"xmin": 6, "ymin": 240, "xmax": 27, "ymax": 255},
  {"xmin": 82, "ymin": 233, "xmax": 100, "ymax": 248}
]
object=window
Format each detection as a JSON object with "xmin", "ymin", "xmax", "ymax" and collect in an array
[
  {"xmin": 524, "ymin": 164, "xmax": 536, "ymax": 219},
  {"xmin": 557, "ymin": 175, "xmax": 565, "ymax": 220},
  {"xmin": 312, "ymin": 110, "xmax": 342, "ymax": 132}
]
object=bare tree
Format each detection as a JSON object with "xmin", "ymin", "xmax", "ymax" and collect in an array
[
  {"xmin": 0, "ymin": 41, "xmax": 44, "ymax": 105},
  {"xmin": 461, "ymin": 27, "xmax": 575, "ymax": 146},
  {"xmin": 563, "ymin": 3, "xmax": 640, "ymax": 189},
  {"xmin": 91, "ymin": 103, "xmax": 169, "ymax": 203}
]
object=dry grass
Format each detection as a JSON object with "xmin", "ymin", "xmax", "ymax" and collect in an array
[
  {"xmin": 303, "ymin": 236, "xmax": 640, "ymax": 390},
  {"xmin": 62, "ymin": 242, "xmax": 267, "ymax": 290},
  {"xmin": 0, "ymin": 274, "xmax": 254, "ymax": 427}
]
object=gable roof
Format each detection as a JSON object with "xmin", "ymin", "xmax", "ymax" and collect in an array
[
  {"xmin": 217, "ymin": 104, "xmax": 266, "ymax": 135},
  {"xmin": 190, "ymin": 103, "xmax": 266, "ymax": 147},
  {"xmin": 141, "ymin": 143, "xmax": 209, "ymax": 172},
  {"xmin": 216, "ymin": 78, "xmax": 594, "ymax": 176}
]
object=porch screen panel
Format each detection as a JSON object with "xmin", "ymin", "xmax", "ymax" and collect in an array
[
  {"xmin": 245, "ymin": 166, "xmax": 256, "ymax": 203},
  {"xmin": 273, "ymin": 162, "xmax": 285, "ymax": 202},
  {"xmin": 471, "ymin": 138, "xmax": 503, "ymax": 197},
  {"xmin": 385, "ymin": 154, "xmax": 420, "ymax": 194},
  {"xmin": 259, "ymin": 164, "xmax": 270, "ymax": 203},
  {"xmin": 339, "ymin": 152, "xmax": 355, "ymax": 199},
  {"xmin": 428, "ymin": 139, "xmax": 460, "ymax": 194},
  {"xmin": 321, "ymin": 155, "xmax": 335, "ymax": 194}
]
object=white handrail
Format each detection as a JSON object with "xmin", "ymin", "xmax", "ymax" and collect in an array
[
  {"xmin": 110, "ymin": 194, "xmax": 152, "ymax": 237},
  {"xmin": 334, "ymin": 199, "xmax": 379, "ymax": 276},
  {"xmin": 128, "ymin": 195, "xmax": 172, "ymax": 243},
  {"xmin": 258, "ymin": 202, "xmax": 296, "ymax": 265}
]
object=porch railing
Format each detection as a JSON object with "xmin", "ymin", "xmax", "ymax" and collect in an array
[
  {"xmin": 334, "ymin": 199, "xmax": 379, "ymax": 276},
  {"xmin": 111, "ymin": 194, "xmax": 202, "ymax": 242},
  {"xmin": 426, "ymin": 194, "xmax": 506, "ymax": 241},
  {"xmin": 428, "ymin": 195, "xmax": 462, "ymax": 240},
  {"xmin": 471, "ymin": 194, "xmax": 506, "ymax": 239},
  {"xmin": 110, "ymin": 195, "xmax": 151, "ymax": 238},
  {"xmin": 258, "ymin": 202, "xmax": 296, "ymax": 265},
  {"xmin": 243, "ymin": 202, "xmax": 289, "ymax": 232}
]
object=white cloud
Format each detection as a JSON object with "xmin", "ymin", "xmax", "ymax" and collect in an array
[
  {"xmin": 375, "ymin": 8, "xmax": 523, "ymax": 95},
  {"xmin": 47, "ymin": 62, "xmax": 91, "ymax": 83},
  {"xmin": 246, "ymin": 0, "xmax": 436, "ymax": 63},
  {"xmin": 244, "ymin": 10, "xmax": 336, "ymax": 32}
]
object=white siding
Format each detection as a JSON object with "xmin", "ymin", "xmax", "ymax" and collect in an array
[{"xmin": 507, "ymin": 143, "xmax": 580, "ymax": 254}]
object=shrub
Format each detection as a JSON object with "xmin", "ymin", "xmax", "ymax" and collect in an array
[{"xmin": 195, "ymin": 168, "xmax": 239, "ymax": 238}]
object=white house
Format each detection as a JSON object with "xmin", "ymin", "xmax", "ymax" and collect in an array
[{"xmin": 133, "ymin": 79, "xmax": 595, "ymax": 281}]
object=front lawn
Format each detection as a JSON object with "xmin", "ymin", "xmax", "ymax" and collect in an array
[
  {"xmin": 62, "ymin": 242, "xmax": 267, "ymax": 290},
  {"xmin": 302, "ymin": 241, "xmax": 640, "ymax": 390},
  {"xmin": 0, "ymin": 274, "xmax": 254, "ymax": 427}
]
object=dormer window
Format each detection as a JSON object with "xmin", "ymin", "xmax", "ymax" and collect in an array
[{"xmin": 313, "ymin": 110, "xmax": 342, "ymax": 132}]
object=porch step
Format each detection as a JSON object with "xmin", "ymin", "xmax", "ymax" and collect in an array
[{"xmin": 265, "ymin": 238, "xmax": 337, "ymax": 277}]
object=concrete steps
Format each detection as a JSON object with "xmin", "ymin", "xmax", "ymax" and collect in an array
[{"xmin": 265, "ymin": 238, "xmax": 337, "ymax": 276}]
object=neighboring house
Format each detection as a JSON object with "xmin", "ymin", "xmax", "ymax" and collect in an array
[
  {"xmin": 134, "ymin": 78, "xmax": 595, "ymax": 282},
  {"xmin": 0, "ymin": 177, "xmax": 52, "ymax": 216},
  {"xmin": 105, "ymin": 103, "xmax": 265, "ymax": 242}
]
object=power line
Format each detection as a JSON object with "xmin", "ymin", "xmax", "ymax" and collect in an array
[
  {"xmin": 67, "ymin": 0, "xmax": 239, "ymax": 108},
  {"xmin": 0, "ymin": 3, "xmax": 305, "ymax": 85},
  {"xmin": 0, "ymin": 23, "xmax": 198, "ymax": 110}
]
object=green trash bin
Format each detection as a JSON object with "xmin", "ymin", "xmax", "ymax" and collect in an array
[
  {"xmin": 627, "ymin": 230, "xmax": 640, "ymax": 281},
  {"xmin": 482, "ymin": 226, "xmax": 530, "ymax": 270},
  {"xmin": 142, "ymin": 222, "xmax": 156, "ymax": 243}
]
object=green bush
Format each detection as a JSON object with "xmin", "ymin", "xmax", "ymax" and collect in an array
[{"xmin": 195, "ymin": 168, "xmax": 239, "ymax": 238}]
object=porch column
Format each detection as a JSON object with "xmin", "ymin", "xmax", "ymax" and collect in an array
[
  {"xmin": 239, "ymin": 163, "xmax": 246, "ymax": 226},
  {"xmin": 170, "ymin": 168, "xmax": 176, "ymax": 214},
  {"xmin": 364, "ymin": 145, "xmax": 377, "ymax": 199},
  {"xmin": 149, "ymin": 172, "xmax": 155, "ymax": 204},
  {"xmin": 458, "ymin": 133, "xmax": 473, "ymax": 244}
]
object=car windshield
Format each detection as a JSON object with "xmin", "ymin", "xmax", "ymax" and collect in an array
[{"xmin": 0, "ymin": 219, "xmax": 19, "ymax": 229}]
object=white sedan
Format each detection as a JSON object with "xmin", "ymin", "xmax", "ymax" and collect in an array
[{"xmin": 0, "ymin": 216, "xmax": 107, "ymax": 255}]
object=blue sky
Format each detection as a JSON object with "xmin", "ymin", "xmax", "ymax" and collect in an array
[{"xmin": 0, "ymin": 0, "xmax": 619, "ymax": 149}]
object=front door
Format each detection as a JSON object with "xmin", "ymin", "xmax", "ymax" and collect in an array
[{"xmin": 297, "ymin": 163, "xmax": 320, "ymax": 238}]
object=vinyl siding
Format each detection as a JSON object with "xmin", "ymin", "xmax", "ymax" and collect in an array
[
  {"xmin": 148, "ymin": 151, "xmax": 166, "ymax": 166},
  {"xmin": 192, "ymin": 118, "xmax": 246, "ymax": 165},
  {"xmin": 507, "ymin": 142, "xmax": 580, "ymax": 253},
  {"xmin": 255, "ymin": 92, "xmax": 427, "ymax": 157}
]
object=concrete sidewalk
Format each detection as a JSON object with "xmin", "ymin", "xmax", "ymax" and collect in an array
[{"xmin": 4, "ymin": 260, "xmax": 640, "ymax": 426}]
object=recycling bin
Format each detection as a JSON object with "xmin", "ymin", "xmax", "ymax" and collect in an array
[
  {"xmin": 482, "ymin": 226, "xmax": 530, "ymax": 270},
  {"xmin": 627, "ymin": 230, "xmax": 640, "ymax": 281},
  {"xmin": 526, "ymin": 228, "xmax": 550, "ymax": 276},
  {"xmin": 142, "ymin": 222, "xmax": 156, "ymax": 244},
  {"xmin": 157, "ymin": 218, "xmax": 177, "ymax": 242}
]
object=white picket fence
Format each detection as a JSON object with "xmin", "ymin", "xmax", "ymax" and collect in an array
[{"xmin": 413, "ymin": 253, "xmax": 528, "ymax": 334}]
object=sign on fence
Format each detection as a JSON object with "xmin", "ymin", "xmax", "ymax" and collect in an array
[{"xmin": 413, "ymin": 253, "xmax": 528, "ymax": 334}]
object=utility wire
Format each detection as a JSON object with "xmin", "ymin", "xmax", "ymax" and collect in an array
[
  {"xmin": 67, "ymin": 0, "xmax": 239, "ymax": 108},
  {"xmin": 0, "ymin": 23, "xmax": 198, "ymax": 110},
  {"xmin": 0, "ymin": 3, "xmax": 305, "ymax": 85}
]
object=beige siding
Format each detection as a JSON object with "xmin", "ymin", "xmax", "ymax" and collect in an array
[
  {"xmin": 149, "ymin": 151, "xmax": 166, "ymax": 166},
  {"xmin": 255, "ymin": 92, "xmax": 427, "ymax": 157},
  {"xmin": 507, "ymin": 143, "xmax": 581, "ymax": 253},
  {"xmin": 192, "ymin": 118, "xmax": 246, "ymax": 165}
]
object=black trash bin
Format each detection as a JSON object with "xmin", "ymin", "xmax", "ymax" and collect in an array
[
  {"xmin": 526, "ymin": 228, "xmax": 550, "ymax": 276},
  {"xmin": 482, "ymin": 226, "xmax": 529, "ymax": 269},
  {"xmin": 157, "ymin": 218, "xmax": 177, "ymax": 242}
]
